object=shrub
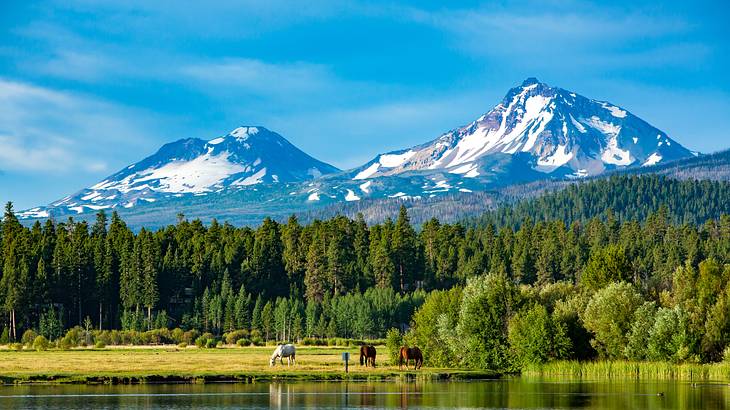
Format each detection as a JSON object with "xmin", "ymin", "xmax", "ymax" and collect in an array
[
  {"xmin": 0, "ymin": 327, "xmax": 9, "ymax": 344},
  {"xmin": 10, "ymin": 343, "xmax": 24, "ymax": 351},
  {"xmin": 236, "ymin": 338, "xmax": 251, "ymax": 347},
  {"xmin": 582, "ymin": 282, "xmax": 643, "ymax": 359},
  {"xmin": 624, "ymin": 302, "xmax": 657, "ymax": 360},
  {"xmin": 455, "ymin": 273, "xmax": 519, "ymax": 370},
  {"xmin": 95, "ymin": 330, "xmax": 111, "ymax": 346},
  {"xmin": 32, "ymin": 335, "xmax": 50, "ymax": 351},
  {"xmin": 225, "ymin": 330, "xmax": 249, "ymax": 345},
  {"xmin": 251, "ymin": 336, "xmax": 264, "ymax": 346},
  {"xmin": 171, "ymin": 328, "xmax": 185, "ymax": 344},
  {"xmin": 205, "ymin": 339, "xmax": 216, "ymax": 349},
  {"xmin": 95, "ymin": 340, "xmax": 106, "ymax": 349},
  {"xmin": 120, "ymin": 330, "xmax": 142, "ymax": 345},
  {"xmin": 216, "ymin": 341, "xmax": 224, "ymax": 348},
  {"xmin": 39, "ymin": 307, "xmax": 64, "ymax": 341},
  {"xmin": 407, "ymin": 287, "xmax": 463, "ymax": 368},
  {"xmin": 386, "ymin": 328, "xmax": 403, "ymax": 365},
  {"xmin": 109, "ymin": 330, "xmax": 122, "ymax": 346},
  {"xmin": 58, "ymin": 336, "xmax": 74, "ymax": 350},
  {"xmin": 178, "ymin": 342, "xmax": 188, "ymax": 349},
  {"xmin": 182, "ymin": 330, "xmax": 199, "ymax": 345},
  {"xmin": 65, "ymin": 328, "xmax": 83, "ymax": 346},
  {"xmin": 194, "ymin": 336, "xmax": 207, "ymax": 348},
  {"xmin": 21, "ymin": 329, "xmax": 39, "ymax": 345},
  {"xmin": 508, "ymin": 304, "xmax": 572, "ymax": 368}
]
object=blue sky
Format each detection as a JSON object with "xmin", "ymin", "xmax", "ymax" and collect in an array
[{"xmin": 1, "ymin": 0, "xmax": 729, "ymax": 209}]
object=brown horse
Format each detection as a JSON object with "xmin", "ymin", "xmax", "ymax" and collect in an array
[
  {"xmin": 398, "ymin": 346, "xmax": 423, "ymax": 370},
  {"xmin": 360, "ymin": 345, "xmax": 377, "ymax": 367}
]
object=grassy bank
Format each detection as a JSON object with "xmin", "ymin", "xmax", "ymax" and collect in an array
[
  {"xmin": 524, "ymin": 360, "xmax": 730, "ymax": 381},
  {"xmin": 0, "ymin": 345, "xmax": 496, "ymax": 385}
]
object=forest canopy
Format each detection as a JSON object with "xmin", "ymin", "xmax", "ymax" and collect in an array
[{"xmin": 2, "ymin": 174, "xmax": 730, "ymax": 369}]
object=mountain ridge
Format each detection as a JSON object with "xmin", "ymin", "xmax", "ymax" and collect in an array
[{"xmin": 18, "ymin": 78, "xmax": 700, "ymax": 224}]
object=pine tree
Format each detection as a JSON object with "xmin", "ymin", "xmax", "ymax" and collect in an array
[
  {"xmin": 92, "ymin": 211, "xmax": 108, "ymax": 329},
  {"xmin": 1, "ymin": 202, "xmax": 24, "ymax": 339},
  {"xmin": 234, "ymin": 285, "xmax": 251, "ymax": 330},
  {"xmin": 261, "ymin": 301, "xmax": 274, "ymax": 340},
  {"xmin": 282, "ymin": 215, "xmax": 306, "ymax": 288},
  {"xmin": 304, "ymin": 232, "xmax": 328, "ymax": 302},
  {"xmin": 392, "ymin": 206, "xmax": 419, "ymax": 292},
  {"xmin": 251, "ymin": 295, "xmax": 263, "ymax": 333}
]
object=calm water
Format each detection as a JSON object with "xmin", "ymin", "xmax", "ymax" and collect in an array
[{"xmin": 0, "ymin": 378, "xmax": 728, "ymax": 409}]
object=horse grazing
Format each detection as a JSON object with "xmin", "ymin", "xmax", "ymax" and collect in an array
[
  {"xmin": 360, "ymin": 345, "xmax": 377, "ymax": 367},
  {"xmin": 270, "ymin": 344, "xmax": 296, "ymax": 366},
  {"xmin": 398, "ymin": 346, "xmax": 423, "ymax": 370}
]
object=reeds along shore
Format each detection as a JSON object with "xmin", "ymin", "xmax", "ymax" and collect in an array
[{"xmin": 524, "ymin": 360, "xmax": 730, "ymax": 381}]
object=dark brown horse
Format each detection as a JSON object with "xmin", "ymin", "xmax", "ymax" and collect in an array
[
  {"xmin": 398, "ymin": 346, "xmax": 423, "ymax": 370},
  {"xmin": 360, "ymin": 345, "xmax": 377, "ymax": 367}
]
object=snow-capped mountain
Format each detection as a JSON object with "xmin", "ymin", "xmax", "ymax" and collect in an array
[
  {"xmin": 18, "ymin": 78, "xmax": 699, "ymax": 226},
  {"xmin": 348, "ymin": 77, "xmax": 693, "ymax": 182},
  {"xmin": 20, "ymin": 126, "xmax": 339, "ymax": 218}
]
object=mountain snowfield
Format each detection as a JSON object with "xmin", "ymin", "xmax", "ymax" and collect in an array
[
  {"xmin": 18, "ymin": 78, "xmax": 696, "ymax": 221},
  {"xmin": 346, "ymin": 77, "xmax": 693, "ymax": 183}
]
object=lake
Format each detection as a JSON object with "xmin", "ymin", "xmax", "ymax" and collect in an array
[{"xmin": 0, "ymin": 378, "xmax": 728, "ymax": 409}]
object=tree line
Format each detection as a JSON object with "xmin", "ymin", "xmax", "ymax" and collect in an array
[
  {"xmin": 2, "ymin": 178, "xmax": 730, "ymax": 363},
  {"xmin": 475, "ymin": 175, "xmax": 730, "ymax": 229}
]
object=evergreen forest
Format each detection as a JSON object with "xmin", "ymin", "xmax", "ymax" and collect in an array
[{"xmin": 3, "ymin": 174, "xmax": 730, "ymax": 370}]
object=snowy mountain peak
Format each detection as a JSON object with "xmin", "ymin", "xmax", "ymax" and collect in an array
[
  {"xmin": 349, "ymin": 78, "xmax": 693, "ymax": 181},
  {"xmin": 24, "ymin": 126, "xmax": 340, "ymax": 217}
]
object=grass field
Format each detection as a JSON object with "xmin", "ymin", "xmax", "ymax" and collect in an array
[{"xmin": 0, "ymin": 345, "xmax": 495, "ymax": 384}]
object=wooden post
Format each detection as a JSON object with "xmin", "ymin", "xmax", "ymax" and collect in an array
[{"xmin": 342, "ymin": 352, "xmax": 350, "ymax": 373}]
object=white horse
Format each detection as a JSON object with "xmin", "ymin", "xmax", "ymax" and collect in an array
[{"xmin": 270, "ymin": 344, "xmax": 296, "ymax": 366}]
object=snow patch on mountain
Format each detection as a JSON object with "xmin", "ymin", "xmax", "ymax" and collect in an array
[
  {"xmin": 359, "ymin": 181, "xmax": 372, "ymax": 193},
  {"xmin": 354, "ymin": 163, "xmax": 380, "ymax": 180},
  {"xmin": 116, "ymin": 150, "xmax": 246, "ymax": 194},
  {"xmin": 643, "ymin": 153, "xmax": 663, "ymax": 166},
  {"xmin": 601, "ymin": 136, "xmax": 633, "ymax": 166},
  {"xmin": 232, "ymin": 167, "xmax": 267, "ymax": 186},
  {"xmin": 345, "ymin": 189, "xmax": 360, "ymax": 201},
  {"xmin": 537, "ymin": 145, "xmax": 573, "ymax": 171}
]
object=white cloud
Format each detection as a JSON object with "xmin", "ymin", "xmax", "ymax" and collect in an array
[
  {"xmin": 407, "ymin": 6, "xmax": 707, "ymax": 71},
  {"xmin": 0, "ymin": 135, "xmax": 73, "ymax": 172},
  {"xmin": 0, "ymin": 78, "xmax": 164, "ymax": 174},
  {"xmin": 181, "ymin": 59, "xmax": 338, "ymax": 97}
]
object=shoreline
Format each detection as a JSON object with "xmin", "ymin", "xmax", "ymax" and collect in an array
[
  {"xmin": 0, "ymin": 370, "xmax": 499, "ymax": 385},
  {"xmin": 3, "ymin": 347, "xmax": 730, "ymax": 385}
]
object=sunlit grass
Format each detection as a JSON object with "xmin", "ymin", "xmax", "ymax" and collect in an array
[
  {"xmin": 0, "ymin": 345, "xmax": 490, "ymax": 383},
  {"xmin": 524, "ymin": 360, "xmax": 730, "ymax": 381}
]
